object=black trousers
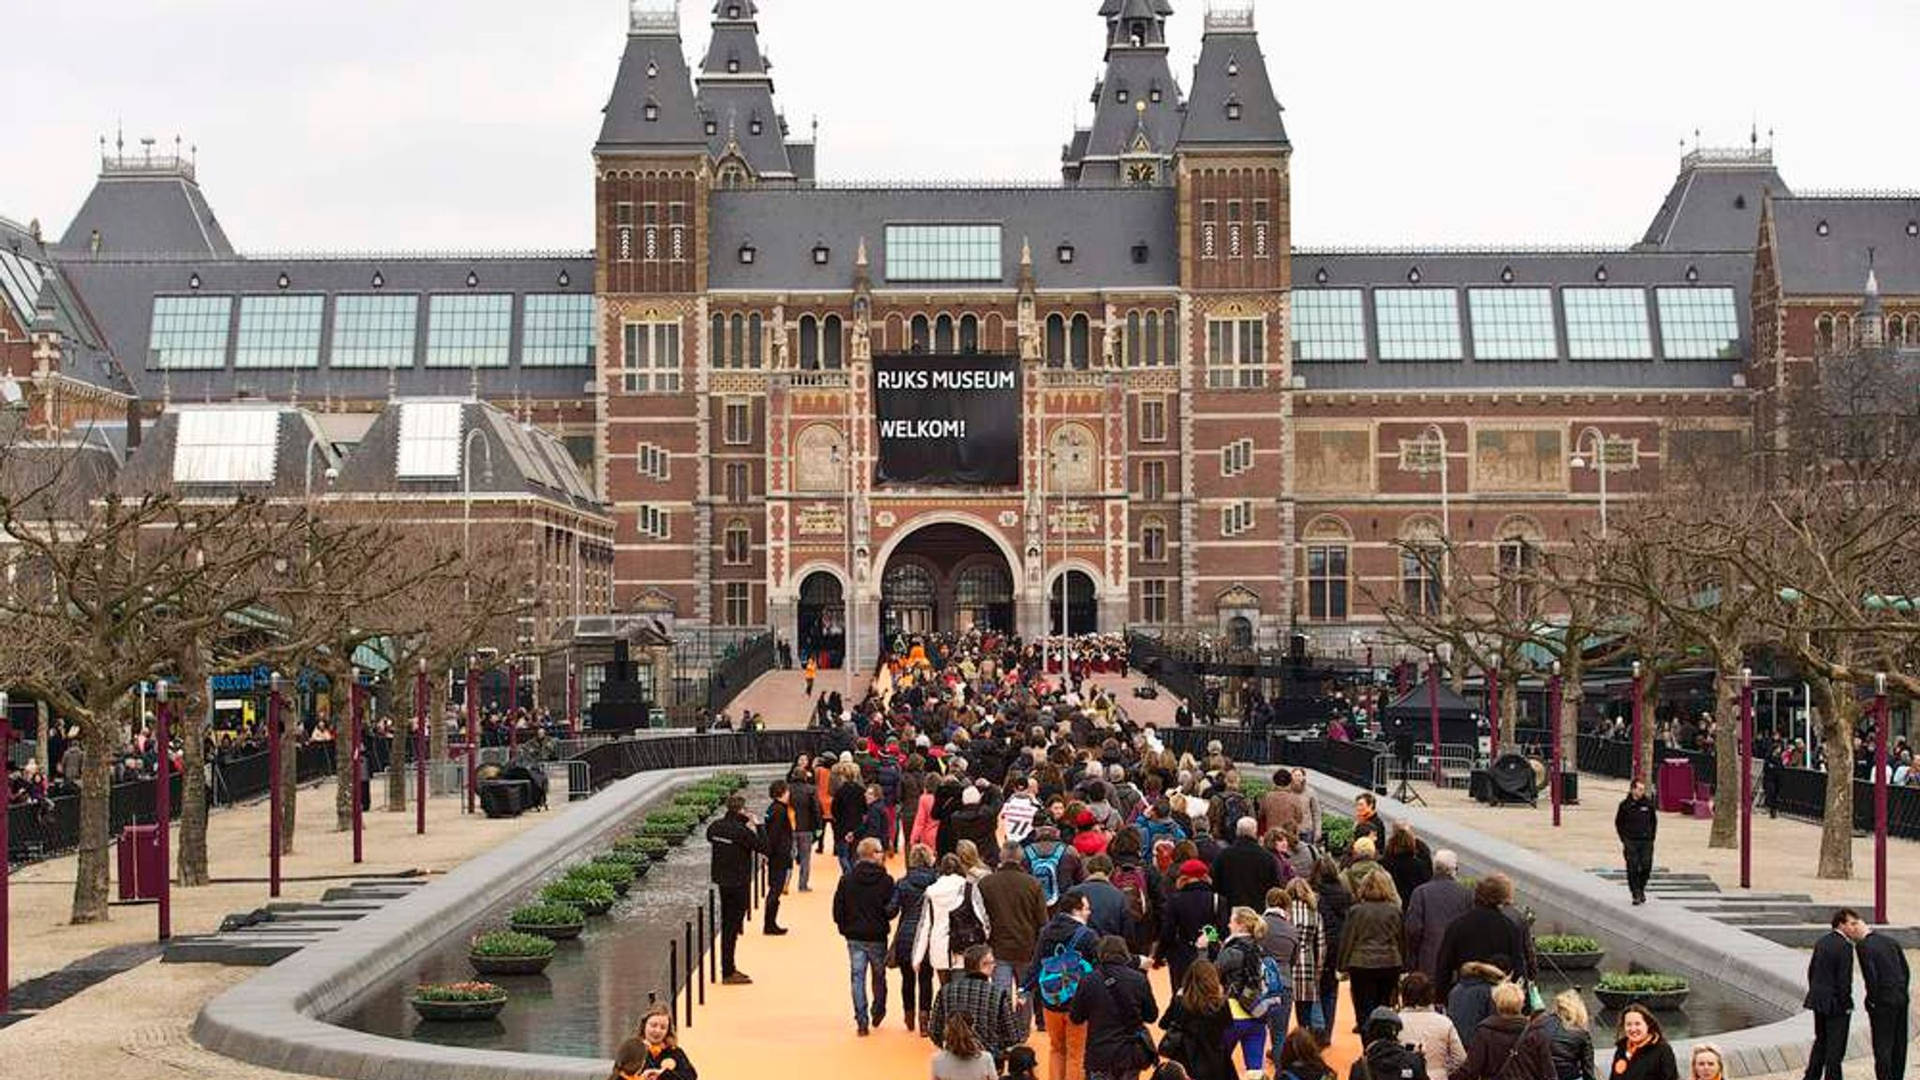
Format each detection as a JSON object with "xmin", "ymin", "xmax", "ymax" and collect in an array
[
  {"xmin": 764, "ymin": 859, "xmax": 790, "ymax": 930},
  {"xmin": 1802, "ymin": 1010, "xmax": 1849, "ymax": 1080},
  {"xmin": 1867, "ymin": 1002, "xmax": 1908, "ymax": 1080},
  {"xmin": 1622, "ymin": 838, "xmax": 1654, "ymax": 898},
  {"xmin": 1348, "ymin": 966, "xmax": 1401, "ymax": 1031},
  {"xmin": 718, "ymin": 884, "xmax": 749, "ymax": 975}
]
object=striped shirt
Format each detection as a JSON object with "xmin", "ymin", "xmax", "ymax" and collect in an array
[
  {"xmin": 1000, "ymin": 793, "xmax": 1039, "ymax": 843},
  {"xmin": 1289, "ymin": 900, "xmax": 1325, "ymax": 990}
]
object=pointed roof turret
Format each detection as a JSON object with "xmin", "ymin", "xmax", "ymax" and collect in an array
[
  {"xmin": 58, "ymin": 137, "xmax": 234, "ymax": 256},
  {"xmin": 694, "ymin": 0, "xmax": 794, "ymax": 178},
  {"xmin": 1177, "ymin": 1, "xmax": 1289, "ymax": 150},
  {"xmin": 1860, "ymin": 251, "xmax": 1887, "ymax": 348},
  {"xmin": 596, "ymin": 2, "xmax": 708, "ymax": 156},
  {"xmin": 1063, "ymin": 0, "xmax": 1182, "ymax": 184}
]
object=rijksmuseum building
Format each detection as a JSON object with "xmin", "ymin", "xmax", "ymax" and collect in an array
[{"xmin": 2, "ymin": 0, "xmax": 1915, "ymax": 671}]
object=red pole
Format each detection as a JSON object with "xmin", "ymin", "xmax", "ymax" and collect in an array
[
  {"xmin": 465, "ymin": 663, "xmax": 478, "ymax": 815},
  {"xmin": 1739, "ymin": 669, "xmax": 1753, "ymax": 890},
  {"xmin": 507, "ymin": 660, "xmax": 519, "ymax": 757},
  {"xmin": 1, "ymin": 693, "xmax": 12, "ymax": 1013},
  {"xmin": 1874, "ymin": 673, "xmax": 1889, "ymax": 924},
  {"xmin": 268, "ymin": 677, "xmax": 283, "ymax": 898},
  {"xmin": 1428, "ymin": 657, "xmax": 1443, "ymax": 786},
  {"xmin": 1549, "ymin": 667, "xmax": 1562, "ymax": 828},
  {"xmin": 1488, "ymin": 666, "xmax": 1501, "ymax": 760},
  {"xmin": 350, "ymin": 672, "xmax": 364, "ymax": 865},
  {"xmin": 155, "ymin": 683, "xmax": 172, "ymax": 940},
  {"xmin": 1630, "ymin": 661, "xmax": 1645, "ymax": 786},
  {"xmin": 414, "ymin": 661, "xmax": 427, "ymax": 836}
]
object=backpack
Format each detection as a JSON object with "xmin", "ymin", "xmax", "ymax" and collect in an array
[
  {"xmin": 1366, "ymin": 1036, "xmax": 1428, "ymax": 1080},
  {"xmin": 1223, "ymin": 939, "xmax": 1290, "ymax": 1018},
  {"xmin": 947, "ymin": 882, "xmax": 988, "ymax": 953},
  {"xmin": 1036, "ymin": 939, "xmax": 1094, "ymax": 1008},
  {"xmin": 1025, "ymin": 841, "xmax": 1068, "ymax": 906},
  {"xmin": 1111, "ymin": 863, "xmax": 1151, "ymax": 928}
]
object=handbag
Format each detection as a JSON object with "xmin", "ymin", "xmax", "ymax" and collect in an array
[
  {"xmin": 1307, "ymin": 998, "xmax": 1327, "ymax": 1032},
  {"xmin": 1524, "ymin": 979, "xmax": 1545, "ymax": 1014}
]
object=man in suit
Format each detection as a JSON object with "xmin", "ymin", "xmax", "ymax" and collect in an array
[
  {"xmin": 1848, "ymin": 911, "xmax": 1911, "ymax": 1080},
  {"xmin": 1802, "ymin": 908, "xmax": 1858, "ymax": 1080}
]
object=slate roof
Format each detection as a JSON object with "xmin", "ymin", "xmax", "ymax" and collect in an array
[
  {"xmin": 114, "ymin": 404, "xmax": 338, "ymax": 499},
  {"xmin": 1076, "ymin": 52, "xmax": 1184, "ymax": 163},
  {"xmin": 57, "ymin": 171, "xmax": 234, "ymax": 257},
  {"xmin": 1769, "ymin": 195, "xmax": 1920, "ymax": 296},
  {"xmin": 706, "ymin": 187, "xmax": 1179, "ymax": 291},
  {"xmin": 1638, "ymin": 149, "xmax": 1790, "ymax": 252},
  {"xmin": 0, "ymin": 437, "xmax": 123, "ymax": 521},
  {"xmin": 596, "ymin": 17, "xmax": 708, "ymax": 155},
  {"xmin": 330, "ymin": 398, "xmax": 601, "ymax": 512},
  {"xmin": 785, "ymin": 141, "xmax": 817, "ymax": 183},
  {"xmin": 694, "ymin": 6, "xmax": 793, "ymax": 177},
  {"xmin": 54, "ymin": 253, "xmax": 596, "ymax": 403},
  {"xmin": 1178, "ymin": 20, "xmax": 1288, "ymax": 148},
  {"xmin": 1, "ymin": 216, "xmax": 134, "ymax": 396}
]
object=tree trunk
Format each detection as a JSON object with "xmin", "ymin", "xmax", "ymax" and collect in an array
[
  {"xmin": 35, "ymin": 700, "xmax": 50, "ymax": 775},
  {"xmin": 279, "ymin": 694, "xmax": 300, "ymax": 854},
  {"xmin": 1636, "ymin": 669, "xmax": 1662, "ymax": 785},
  {"xmin": 332, "ymin": 676, "xmax": 354, "ymax": 831},
  {"xmin": 1809, "ymin": 675, "xmax": 1855, "ymax": 880},
  {"xmin": 429, "ymin": 671, "xmax": 450, "ymax": 764},
  {"xmin": 175, "ymin": 655, "xmax": 212, "ymax": 886},
  {"xmin": 386, "ymin": 707, "xmax": 409, "ymax": 811},
  {"xmin": 1709, "ymin": 650, "xmax": 1742, "ymax": 849},
  {"xmin": 1560, "ymin": 660, "xmax": 1584, "ymax": 782},
  {"xmin": 71, "ymin": 716, "xmax": 114, "ymax": 924}
]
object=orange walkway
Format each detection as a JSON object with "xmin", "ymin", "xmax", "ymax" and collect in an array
[{"xmin": 683, "ymin": 846, "xmax": 1360, "ymax": 1078}]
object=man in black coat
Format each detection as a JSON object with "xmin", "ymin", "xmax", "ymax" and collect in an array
[
  {"xmin": 1802, "ymin": 909, "xmax": 1857, "ymax": 1080},
  {"xmin": 787, "ymin": 765, "xmax": 824, "ymax": 890},
  {"xmin": 706, "ymin": 793, "xmax": 764, "ymax": 984},
  {"xmin": 1614, "ymin": 780, "xmax": 1658, "ymax": 905},
  {"xmin": 832, "ymin": 772, "xmax": 868, "ymax": 874},
  {"xmin": 1210, "ymin": 816, "xmax": 1280, "ymax": 912},
  {"xmin": 1434, "ymin": 875, "xmax": 1526, "ymax": 1001},
  {"xmin": 761, "ymin": 779, "xmax": 795, "ymax": 935},
  {"xmin": 1849, "ymin": 911, "xmax": 1910, "ymax": 1080},
  {"xmin": 832, "ymin": 837, "xmax": 897, "ymax": 1035},
  {"xmin": 1070, "ymin": 934, "xmax": 1159, "ymax": 1079}
]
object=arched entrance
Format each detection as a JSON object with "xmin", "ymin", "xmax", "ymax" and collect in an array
[
  {"xmin": 796, "ymin": 570, "xmax": 845, "ymax": 668},
  {"xmin": 1049, "ymin": 569, "xmax": 1098, "ymax": 635},
  {"xmin": 879, "ymin": 521, "xmax": 1016, "ymax": 645}
]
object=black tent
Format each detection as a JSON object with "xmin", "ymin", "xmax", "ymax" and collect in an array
[{"xmin": 1380, "ymin": 682, "xmax": 1481, "ymax": 748}]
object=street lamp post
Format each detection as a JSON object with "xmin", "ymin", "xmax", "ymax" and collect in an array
[
  {"xmin": 1873, "ymin": 672, "xmax": 1889, "ymax": 923},
  {"xmin": 1571, "ymin": 426, "xmax": 1610, "ymax": 538},
  {"xmin": 303, "ymin": 439, "xmax": 337, "ymax": 503},
  {"xmin": 464, "ymin": 658, "xmax": 478, "ymax": 814},
  {"xmin": 350, "ymin": 668, "xmax": 364, "ymax": 864},
  {"xmin": 154, "ymin": 680, "xmax": 172, "ymax": 940},
  {"xmin": 1630, "ymin": 659, "xmax": 1645, "ymax": 786},
  {"xmin": 507, "ymin": 656, "xmax": 519, "ymax": 756},
  {"xmin": 1739, "ymin": 667, "xmax": 1753, "ymax": 889},
  {"xmin": 1549, "ymin": 661, "xmax": 1563, "ymax": 827},
  {"xmin": 567, "ymin": 661, "xmax": 579, "ymax": 738},
  {"xmin": 1487, "ymin": 666, "xmax": 1501, "ymax": 760},
  {"xmin": 267, "ymin": 673, "xmax": 284, "ymax": 898},
  {"xmin": 1419, "ymin": 424, "xmax": 1450, "ymax": 541},
  {"xmin": 414, "ymin": 659, "xmax": 427, "ymax": 836},
  {"xmin": 1428, "ymin": 651, "xmax": 1444, "ymax": 786}
]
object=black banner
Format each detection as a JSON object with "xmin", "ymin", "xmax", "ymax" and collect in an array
[{"xmin": 872, "ymin": 354, "xmax": 1022, "ymax": 486}]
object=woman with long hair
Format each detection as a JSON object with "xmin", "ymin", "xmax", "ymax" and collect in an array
[
  {"xmin": 1539, "ymin": 989, "xmax": 1595, "ymax": 1080},
  {"xmin": 1283, "ymin": 877, "xmax": 1328, "ymax": 1040},
  {"xmin": 608, "ymin": 1004, "xmax": 696, "ymax": 1080},
  {"xmin": 1379, "ymin": 822, "xmax": 1432, "ymax": 908},
  {"xmin": 893, "ymin": 843, "xmax": 942, "ymax": 1031},
  {"xmin": 1273, "ymin": 1026, "xmax": 1334, "ymax": 1080},
  {"xmin": 1609, "ymin": 1004, "xmax": 1679, "ymax": 1080},
  {"xmin": 1338, "ymin": 869, "xmax": 1406, "ymax": 1035},
  {"xmin": 913, "ymin": 853, "xmax": 991, "ymax": 989},
  {"xmin": 954, "ymin": 838, "xmax": 991, "ymax": 882},
  {"xmin": 1157, "ymin": 960, "xmax": 1235, "ymax": 1080},
  {"xmin": 1214, "ymin": 906, "xmax": 1274, "ymax": 1077},
  {"xmin": 1309, "ymin": 857, "xmax": 1352, "ymax": 1038},
  {"xmin": 930, "ymin": 1013, "xmax": 997, "ymax": 1080}
]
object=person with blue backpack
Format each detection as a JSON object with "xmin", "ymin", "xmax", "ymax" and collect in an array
[
  {"xmin": 1028, "ymin": 890, "xmax": 1101, "ymax": 1080},
  {"xmin": 1214, "ymin": 906, "xmax": 1290, "ymax": 1077},
  {"xmin": 1022, "ymin": 824, "xmax": 1085, "ymax": 912}
]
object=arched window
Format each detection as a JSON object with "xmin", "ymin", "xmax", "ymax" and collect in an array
[
  {"xmin": 1046, "ymin": 314, "xmax": 1066, "ymax": 367},
  {"xmin": 911, "ymin": 314, "xmax": 930, "ymax": 354},
  {"xmin": 1048, "ymin": 421, "xmax": 1098, "ymax": 492},
  {"xmin": 1303, "ymin": 516, "xmax": 1351, "ymax": 622},
  {"xmin": 1141, "ymin": 515, "xmax": 1167, "ymax": 562},
  {"xmin": 798, "ymin": 315, "xmax": 819, "ymax": 369},
  {"xmin": 747, "ymin": 313, "xmax": 763, "ymax": 367},
  {"xmin": 710, "ymin": 313, "xmax": 726, "ymax": 368},
  {"xmin": 1127, "ymin": 311, "xmax": 1142, "ymax": 366},
  {"xmin": 1398, "ymin": 516, "xmax": 1443, "ymax": 616},
  {"xmin": 985, "ymin": 313, "xmax": 1005, "ymax": 352},
  {"xmin": 959, "ymin": 314, "xmax": 979, "ymax": 354},
  {"xmin": 823, "ymin": 315, "xmax": 843, "ymax": 369},
  {"xmin": 1145, "ymin": 310, "xmax": 1161, "ymax": 365},
  {"xmin": 1162, "ymin": 308, "xmax": 1178, "ymax": 366},
  {"xmin": 1070, "ymin": 314, "xmax": 1091, "ymax": 369},
  {"xmin": 724, "ymin": 518, "xmax": 751, "ymax": 565},
  {"xmin": 1906, "ymin": 314, "xmax": 1920, "ymax": 344},
  {"xmin": 1816, "ymin": 313, "xmax": 1835, "ymax": 353},
  {"xmin": 1889, "ymin": 316, "xmax": 1906, "ymax": 347},
  {"xmin": 885, "ymin": 314, "xmax": 904, "ymax": 353},
  {"xmin": 729, "ymin": 313, "xmax": 745, "ymax": 368},
  {"xmin": 1837, "ymin": 313, "xmax": 1854, "ymax": 348},
  {"xmin": 934, "ymin": 314, "xmax": 955, "ymax": 354}
]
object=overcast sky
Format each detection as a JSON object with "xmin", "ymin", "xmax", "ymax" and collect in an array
[{"xmin": 6, "ymin": 0, "xmax": 1917, "ymax": 253}]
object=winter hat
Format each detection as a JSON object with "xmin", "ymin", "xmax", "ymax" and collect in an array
[
  {"xmin": 1178, "ymin": 859, "xmax": 1210, "ymax": 880},
  {"xmin": 962, "ymin": 785, "xmax": 982, "ymax": 806},
  {"xmin": 1075, "ymin": 809, "xmax": 1096, "ymax": 827},
  {"xmin": 1363, "ymin": 1007, "xmax": 1403, "ymax": 1038}
]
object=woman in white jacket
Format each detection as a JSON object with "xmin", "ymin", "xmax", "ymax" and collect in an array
[{"xmin": 912, "ymin": 853, "xmax": 992, "ymax": 984}]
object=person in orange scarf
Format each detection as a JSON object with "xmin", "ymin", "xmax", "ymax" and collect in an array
[
  {"xmin": 609, "ymin": 1004, "xmax": 697, "ymax": 1080},
  {"xmin": 1608, "ymin": 1004, "xmax": 1678, "ymax": 1080}
]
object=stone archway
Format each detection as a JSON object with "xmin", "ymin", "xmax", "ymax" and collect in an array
[
  {"xmin": 796, "ymin": 569, "xmax": 845, "ymax": 668},
  {"xmin": 1048, "ymin": 568, "xmax": 1099, "ymax": 635},
  {"xmin": 877, "ymin": 520, "xmax": 1017, "ymax": 645}
]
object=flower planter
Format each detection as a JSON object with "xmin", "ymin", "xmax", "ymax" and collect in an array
[
  {"xmin": 469, "ymin": 952, "xmax": 555, "ymax": 977},
  {"xmin": 509, "ymin": 919, "xmax": 585, "ymax": 940},
  {"xmin": 411, "ymin": 994, "xmax": 508, "ymax": 1022},
  {"xmin": 1541, "ymin": 949, "xmax": 1605, "ymax": 971},
  {"xmin": 1595, "ymin": 985, "xmax": 1689, "ymax": 1012}
]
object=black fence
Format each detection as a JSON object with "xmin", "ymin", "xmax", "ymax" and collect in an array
[
  {"xmin": 7, "ymin": 739, "xmax": 376, "ymax": 865},
  {"xmin": 660, "ymin": 631, "xmax": 779, "ymax": 727},
  {"xmin": 574, "ymin": 730, "xmax": 824, "ymax": 790},
  {"xmin": 1137, "ymin": 727, "xmax": 1386, "ymax": 789}
]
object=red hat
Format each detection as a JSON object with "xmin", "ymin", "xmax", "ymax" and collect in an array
[
  {"xmin": 1075, "ymin": 809, "xmax": 1096, "ymax": 827},
  {"xmin": 1178, "ymin": 859, "xmax": 1210, "ymax": 879}
]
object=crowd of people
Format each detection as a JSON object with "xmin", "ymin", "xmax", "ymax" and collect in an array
[{"xmin": 683, "ymin": 630, "xmax": 1832, "ymax": 1080}]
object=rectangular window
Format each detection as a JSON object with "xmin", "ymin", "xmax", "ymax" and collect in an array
[
  {"xmin": 1205, "ymin": 317, "xmax": 1266, "ymax": 388},
  {"xmin": 723, "ymin": 400, "xmax": 752, "ymax": 445},
  {"xmin": 1306, "ymin": 543, "xmax": 1349, "ymax": 621},
  {"xmin": 1141, "ymin": 520, "xmax": 1167, "ymax": 562},
  {"xmin": 1498, "ymin": 539, "xmax": 1538, "ymax": 614},
  {"xmin": 1220, "ymin": 437, "xmax": 1254, "ymax": 477},
  {"xmin": 1656, "ymin": 287, "xmax": 1741, "ymax": 359},
  {"xmin": 1139, "ymin": 396, "xmax": 1167, "ymax": 443},
  {"xmin": 1375, "ymin": 289, "xmax": 1463, "ymax": 361},
  {"xmin": 147, "ymin": 296, "xmax": 232, "ymax": 370},
  {"xmin": 643, "ymin": 202, "xmax": 660, "ymax": 261},
  {"xmin": 1200, "ymin": 200, "xmax": 1218, "ymax": 260},
  {"xmin": 883, "ymin": 224, "xmax": 1002, "ymax": 282},
  {"xmin": 1140, "ymin": 459, "xmax": 1167, "ymax": 501},
  {"xmin": 1141, "ymin": 579, "xmax": 1169, "ymax": 624},
  {"xmin": 521, "ymin": 294, "xmax": 594, "ymax": 367},
  {"xmin": 330, "ymin": 294, "xmax": 417, "ymax": 369},
  {"xmin": 1253, "ymin": 200, "xmax": 1271, "ymax": 258},
  {"xmin": 233, "ymin": 295, "xmax": 323, "ymax": 368},
  {"xmin": 669, "ymin": 203, "xmax": 687, "ymax": 262},
  {"xmin": 620, "ymin": 321, "xmax": 682, "ymax": 393},
  {"xmin": 1221, "ymin": 500, "xmax": 1255, "ymax": 538},
  {"xmin": 615, "ymin": 202, "xmax": 634, "ymax": 262},
  {"xmin": 1227, "ymin": 200, "xmax": 1244, "ymax": 258},
  {"xmin": 724, "ymin": 461, "xmax": 749, "ymax": 503},
  {"xmin": 1467, "ymin": 288, "xmax": 1558, "ymax": 360},
  {"xmin": 1564, "ymin": 288, "xmax": 1653, "ymax": 360},
  {"xmin": 723, "ymin": 581, "xmax": 751, "ymax": 626},
  {"xmin": 1401, "ymin": 546, "xmax": 1441, "ymax": 615},
  {"xmin": 724, "ymin": 522, "xmax": 751, "ymax": 565},
  {"xmin": 636, "ymin": 443, "xmax": 670, "ymax": 481},
  {"xmin": 637, "ymin": 505, "xmax": 670, "ymax": 540},
  {"xmin": 172, "ymin": 408, "xmax": 279, "ymax": 484},
  {"xmin": 1291, "ymin": 290, "xmax": 1367, "ymax": 362},
  {"xmin": 425, "ymin": 294, "xmax": 512, "ymax": 368},
  {"xmin": 395, "ymin": 400, "xmax": 465, "ymax": 479}
]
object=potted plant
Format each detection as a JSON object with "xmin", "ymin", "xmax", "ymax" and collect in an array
[
  {"xmin": 1595, "ymin": 972, "xmax": 1690, "ymax": 1012},
  {"xmin": 566, "ymin": 861, "xmax": 636, "ymax": 896},
  {"xmin": 594, "ymin": 850, "xmax": 652, "ymax": 878},
  {"xmin": 410, "ymin": 981, "xmax": 509, "ymax": 1022},
  {"xmin": 541, "ymin": 877, "xmax": 618, "ymax": 916},
  {"xmin": 1537, "ymin": 934, "xmax": 1606, "ymax": 971},
  {"xmin": 468, "ymin": 930, "xmax": 558, "ymax": 976},
  {"xmin": 509, "ymin": 901, "xmax": 587, "ymax": 940},
  {"xmin": 624, "ymin": 835, "xmax": 671, "ymax": 860}
]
